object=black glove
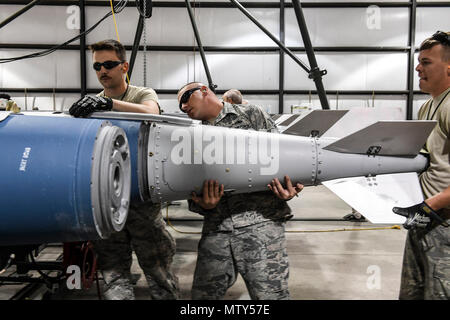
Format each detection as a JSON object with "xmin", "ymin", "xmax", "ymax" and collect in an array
[
  {"xmin": 393, "ymin": 201, "xmax": 449, "ymax": 230},
  {"xmin": 69, "ymin": 95, "xmax": 113, "ymax": 118}
]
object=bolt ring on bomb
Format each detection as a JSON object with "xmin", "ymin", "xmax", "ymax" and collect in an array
[{"xmin": 91, "ymin": 123, "xmax": 131, "ymax": 238}]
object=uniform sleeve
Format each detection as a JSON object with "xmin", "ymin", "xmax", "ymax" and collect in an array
[
  {"xmin": 438, "ymin": 99, "xmax": 450, "ymax": 139},
  {"xmin": 246, "ymin": 105, "xmax": 277, "ymax": 132},
  {"xmin": 139, "ymin": 88, "xmax": 159, "ymax": 104},
  {"xmin": 138, "ymin": 87, "xmax": 161, "ymax": 114},
  {"xmin": 187, "ymin": 199, "xmax": 218, "ymax": 216}
]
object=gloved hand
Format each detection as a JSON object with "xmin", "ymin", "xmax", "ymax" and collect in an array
[
  {"xmin": 5, "ymin": 100, "xmax": 21, "ymax": 113},
  {"xmin": 393, "ymin": 201, "xmax": 449, "ymax": 230},
  {"xmin": 69, "ymin": 95, "xmax": 113, "ymax": 118}
]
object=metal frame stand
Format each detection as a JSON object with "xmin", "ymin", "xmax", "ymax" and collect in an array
[
  {"xmin": 79, "ymin": 0, "xmax": 87, "ymax": 97},
  {"xmin": 291, "ymin": 0, "xmax": 329, "ymax": 109},
  {"xmin": 128, "ymin": 15, "xmax": 145, "ymax": 82},
  {"xmin": 0, "ymin": 0, "xmax": 41, "ymax": 30}
]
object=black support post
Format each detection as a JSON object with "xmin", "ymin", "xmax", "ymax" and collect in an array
[
  {"xmin": 0, "ymin": 0, "xmax": 41, "ymax": 30},
  {"xmin": 79, "ymin": 0, "xmax": 87, "ymax": 97},
  {"xmin": 278, "ymin": 0, "xmax": 285, "ymax": 114},
  {"xmin": 185, "ymin": 0, "xmax": 217, "ymax": 93},
  {"xmin": 128, "ymin": 15, "xmax": 145, "ymax": 82},
  {"xmin": 291, "ymin": 0, "xmax": 329, "ymax": 110},
  {"xmin": 406, "ymin": 0, "xmax": 417, "ymax": 120}
]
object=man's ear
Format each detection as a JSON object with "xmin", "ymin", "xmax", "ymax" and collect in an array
[{"xmin": 122, "ymin": 61, "xmax": 129, "ymax": 74}]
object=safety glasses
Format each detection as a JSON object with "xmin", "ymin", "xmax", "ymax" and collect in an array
[
  {"xmin": 432, "ymin": 31, "xmax": 450, "ymax": 46},
  {"xmin": 93, "ymin": 60, "xmax": 124, "ymax": 71},
  {"xmin": 179, "ymin": 87, "xmax": 201, "ymax": 112}
]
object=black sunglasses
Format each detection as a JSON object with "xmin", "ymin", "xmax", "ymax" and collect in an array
[
  {"xmin": 179, "ymin": 87, "xmax": 201, "ymax": 112},
  {"xmin": 431, "ymin": 31, "xmax": 450, "ymax": 46},
  {"xmin": 93, "ymin": 60, "xmax": 124, "ymax": 71}
]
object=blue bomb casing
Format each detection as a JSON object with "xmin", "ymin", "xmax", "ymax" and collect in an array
[
  {"xmin": 17, "ymin": 112, "xmax": 152, "ymax": 202},
  {"xmin": 0, "ymin": 112, "xmax": 131, "ymax": 246}
]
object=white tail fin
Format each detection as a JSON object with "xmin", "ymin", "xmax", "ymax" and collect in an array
[
  {"xmin": 322, "ymin": 172, "xmax": 424, "ymax": 224},
  {"xmin": 323, "ymin": 120, "xmax": 436, "ymax": 156}
]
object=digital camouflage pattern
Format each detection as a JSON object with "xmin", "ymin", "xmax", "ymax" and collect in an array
[
  {"xmin": 192, "ymin": 221, "xmax": 290, "ymax": 300},
  {"xmin": 399, "ymin": 218, "xmax": 450, "ymax": 300},
  {"xmin": 94, "ymin": 197, "xmax": 179, "ymax": 300},
  {"xmin": 189, "ymin": 102, "xmax": 292, "ymax": 300},
  {"xmin": 207, "ymin": 102, "xmax": 276, "ymax": 131}
]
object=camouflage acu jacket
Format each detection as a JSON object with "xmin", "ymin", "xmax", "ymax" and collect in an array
[{"xmin": 188, "ymin": 102, "xmax": 293, "ymax": 233}]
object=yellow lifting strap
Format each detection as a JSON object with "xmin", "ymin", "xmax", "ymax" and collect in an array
[{"xmin": 109, "ymin": 0, "xmax": 130, "ymax": 84}]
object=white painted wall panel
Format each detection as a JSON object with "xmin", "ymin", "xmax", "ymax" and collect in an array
[
  {"xmin": 85, "ymin": 7, "xmax": 141, "ymax": 45},
  {"xmin": 189, "ymin": 8, "xmax": 279, "ymax": 47},
  {"xmin": 285, "ymin": 52, "xmax": 407, "ymax": 91},
  {"xmin": 0, "ymin": 5, "xmax": 80, "ymax": 44},
  {"xmin": 96, "ymin": 51, "xmax": 279, "ymax": 90},
  {"xmin": 284, "ymin": 94, "xmax": 407, "ymax": 118},
  {"xmin": 0, "ymin": 50, "xmax": 80, "ymax": 89},
  {"xmin": 285, "ymin": 7, "xmax": 409, "ymax": 47},
  {"xmin": 415, "ymin": 7, "xmax": 450, "ymax": 47},
  {"xmin": 86, "ymin": 7, "xmax": 279, "ymax": 47},
  {"xmin": 7, "ymin": 93, "xmax": 81, "ymax": 112},
  {"xmin": 192, "ymin": 52, "xmax": 279, "ymax": 89}
]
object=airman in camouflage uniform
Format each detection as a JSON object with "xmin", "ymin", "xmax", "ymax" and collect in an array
[
  {"xmin": 398, "ymin": 32, "xmax": 450, "ymax": 300},
  {"xmin": 177, "ymin": 83, "xmax": 303, "ymax": 300},
  {"xmin": 70, "ymin": 39, "xmax": 179, "ymax": 300}
]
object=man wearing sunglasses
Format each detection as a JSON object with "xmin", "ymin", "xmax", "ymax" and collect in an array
[
  {"xmin": 177, "ymin": 82, "xmax": 303, "ymax": 300},
  {"xmin": 69, "ymin": 39, "xmax": 159, "ymax": 117},
  {"xmin": 70, "ymin": 39, "xmax": 179, "ymax": 300},
  {"xmin": 393, "ymin": 31, "xmax": 450, "ymax": 300}
]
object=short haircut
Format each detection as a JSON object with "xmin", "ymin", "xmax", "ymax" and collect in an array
[
  {"xmin": 178, "ymin": 82, "xmax": 203, "ymax": 95},
  {"xmin": 90, "ymin": 39, "xmax": 127, "ymax": 62},
  {"xmin": 419, "ymin": 31, "xmax": 450, "ymax": 62},
  {"xmin": 223, "ymin": 89, "xmax": 243, "ymax": 104}
]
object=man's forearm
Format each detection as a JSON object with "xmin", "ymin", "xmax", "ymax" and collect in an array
[
  {"xmin": 425, "ymin": 186, "xmax": 450, "ymax": 211},
  {"xmin": 112, "ymin": 99, "xmax": 160, "ymax": 114}
]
